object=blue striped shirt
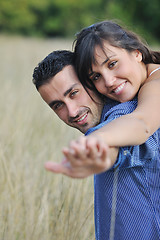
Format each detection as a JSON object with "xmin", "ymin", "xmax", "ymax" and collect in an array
[{"xmin": 85, "ymin": 99, "xmax": 160, "ymax": 240}]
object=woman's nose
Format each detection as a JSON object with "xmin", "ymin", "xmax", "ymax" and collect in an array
[{"xmin": 103, "ymin": 73, "xmax": 116, "ymax": 88}]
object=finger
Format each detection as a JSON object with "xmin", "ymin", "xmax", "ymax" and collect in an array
[
  {"xmin": 45, "ymin": 160, "xmax": 95, "ymax": 178},
  {"xmin": 70, "ymin": 137, "xmax": 87, "ymax": 153},
  {"xmin": 63, "ymin": 140, "xmax": 88, "ymax": 161},
  {"xmin": 62, "ymin": 147, "xmax": 75, "ymax": 156},
  {"xmin": 45, "ymin": 161, "xmax": 69, "ymax": 174},
  {"xmin": 86, "ymin": 138, "xmax": 101, "ymax": 159},
  {"xmin": 100, "ymin": 146, "xmax": 115, "ymax": 171},
  {"xmin": 44, "ymin": 161, "xmax": 77, "ymax": 177},
  {"xmin": 97, "ymin": 140, "xmax": 109, "ymax": 157},
  {"xmin": 70, "ymin": 142, "xmax": 88, "ymax": 160},
  {"xmin": 63, "ymin": 148, "xmax": 83, "ymax": 167}
]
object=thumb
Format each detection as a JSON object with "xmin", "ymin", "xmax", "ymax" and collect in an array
[{"xmin": 44, "ymin": 161, "xmax": 64, "ymax": 173}]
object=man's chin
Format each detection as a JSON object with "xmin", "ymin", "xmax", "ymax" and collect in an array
[{"xmin": 74, "ymin": 123, "xmax": 89, "ymax": 134}]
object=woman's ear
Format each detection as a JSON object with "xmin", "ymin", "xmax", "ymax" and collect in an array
[{"xmin": 134, "ymin": 50, "xmax": 143, "ymax": 62}]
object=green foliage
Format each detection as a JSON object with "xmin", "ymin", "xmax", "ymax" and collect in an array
[
  {"xmin": 0, "ymin": 0, "xmax": 37, "ymax": 35},
  {"xmin": 110, "ymin": 0, "xmax": 160, "ymax": 43},
  {"xmin": 0, "ymin": 0, "xmax": 159, "ymax": 43}
]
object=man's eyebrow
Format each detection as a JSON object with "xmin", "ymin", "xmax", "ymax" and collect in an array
[
  {"xmin": 49, "ymin": 83, "xmax": 79, "ymax": 107},
  {"xmin": 49, "ymin": 100, "xmax": 61, "ymax": 108},
  {"xmin": 64, "ymin": 83, "xmax": 79, "ymax": 96}
]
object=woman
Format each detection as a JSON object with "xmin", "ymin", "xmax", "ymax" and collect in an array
[
  {"xmin": 72, "ymin": 20, "xmax": 160, "ymax": 147},
  {"xmin": 60, "ymin": 20, "xmax": 160, "ymax": 239}
]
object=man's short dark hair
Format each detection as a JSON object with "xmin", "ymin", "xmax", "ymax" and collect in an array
[{"xmin": 32, "ymin": 50, "xmax": 74, "ymax": 90}]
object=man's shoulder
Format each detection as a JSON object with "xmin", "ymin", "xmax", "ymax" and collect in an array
[
  {"xmin": 101, "ymin": 98, "xmax": 138, "ymax": 122},
  {"xmin": 85, "ymin": 98, "xmax": 138, "ymax": 136}
]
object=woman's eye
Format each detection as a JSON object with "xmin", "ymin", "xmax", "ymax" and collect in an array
[
  {"xmin": 91, "ymin": 73, "xmax": 101, "ymax": 82},
  {"xmin": 108, "ymin": 61, "xmax": 117, "ymax": 69}
]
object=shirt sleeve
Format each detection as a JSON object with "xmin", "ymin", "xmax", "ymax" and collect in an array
[{"xmin": 85, "ymin": 100, "xmax": 159, "ymax": 169}]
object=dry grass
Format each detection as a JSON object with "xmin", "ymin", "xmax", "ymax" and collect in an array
[{"xmin": 0, "ymin": 35, "xmax": 95, "ymax": 240}]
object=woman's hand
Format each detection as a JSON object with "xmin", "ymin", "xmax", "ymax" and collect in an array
[{"xmin": 45, "ymin": 136, "xmax": 118, "ymax": 178}]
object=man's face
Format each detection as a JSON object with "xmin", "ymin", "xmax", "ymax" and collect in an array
[{"xmin": 38, "ymin": 65, "xmax": 103, "ymax": 133}]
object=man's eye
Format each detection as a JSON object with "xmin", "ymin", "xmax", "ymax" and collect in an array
[
  {"xmin": 70, "ymin": 90, "xmax": 78, "ymax": 97},
  {"xmin": 54, "ymin": 102, "xmax": 63, "ymax": 110},
  {"xmin": 108, "ymin": 61, "xmax": 117, "ymax": 69}
]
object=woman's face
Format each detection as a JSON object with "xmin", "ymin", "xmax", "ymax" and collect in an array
[{"xmin": 88, "ymin": 42, "xmax": 147, "ymax": 102}]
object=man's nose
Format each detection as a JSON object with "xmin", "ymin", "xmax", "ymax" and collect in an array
[{"xmin": 67, "ymin": 102, "xmax": 79, "ymax": 118}]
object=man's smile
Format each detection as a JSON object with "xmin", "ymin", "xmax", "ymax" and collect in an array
[{"xmin": 72, "ymin": 111, "xmax": 89, "ymax": 125}]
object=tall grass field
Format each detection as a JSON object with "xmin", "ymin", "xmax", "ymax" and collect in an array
[{"xmin": 0, "ymin": 35, "xmax": 95, "ymax": 240}]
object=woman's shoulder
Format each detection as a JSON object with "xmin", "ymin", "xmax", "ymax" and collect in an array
[{"xmin": 147, "ymin": 63, "xmax": 160, "ymax": 78}]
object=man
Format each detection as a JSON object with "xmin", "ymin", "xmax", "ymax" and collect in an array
[
  {"xmin": 33, "ymin": 50, "xmax": 119, "ymax": 178},
  {"xmin": 33, "ymin": 50, "xmax": 103, "ymax": 134},
  {"xmin": 33, "ymin": 50, "xmax": 160, "ymax": 240}
]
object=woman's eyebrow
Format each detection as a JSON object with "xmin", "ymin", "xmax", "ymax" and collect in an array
[
  {"xmin": 88, "ymin": 71, "xmax": 94, "ymax": 77},
  {"xmin": 90, "ymin": 54, "xmax": 116, "ymax": 71},
  {"xmin": 88, "ymin": 58, "xmax": 110, "ymax": 77},
  {"xmin": 101, "ymin": 58, "xmax": 109, "ymax": 66}
]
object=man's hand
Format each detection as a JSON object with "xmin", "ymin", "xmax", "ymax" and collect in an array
[{"xmin": 45, "ymin": 136, "xmax": 118, "ymax": 178}]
